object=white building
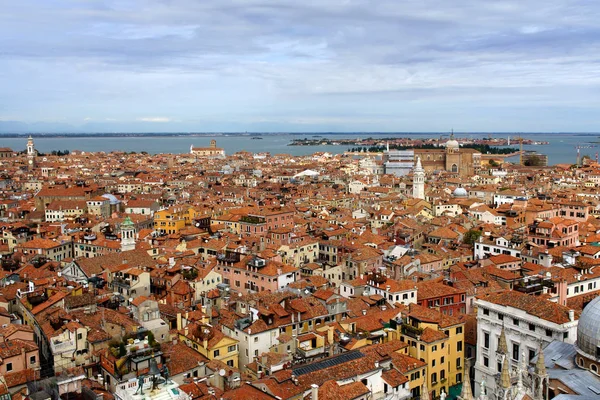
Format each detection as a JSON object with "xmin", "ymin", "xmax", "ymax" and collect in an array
[
  {"xmin": 413, "ymin": 157, "xmax": 425, "ymax": 200},
  {"xmin": 493, "ymin": 191, "xmax": 528, "ymax": 206},
  {"xmin": 474, "ymin": 236, "xmax": 524, "ymax": 261},
  {"xmin": 474, "ymin": 291, "xmax": 579, "ymax": 399},
  {"xmin": 384, "ymin": 149, "xmax": 414, "ymax": 177}
]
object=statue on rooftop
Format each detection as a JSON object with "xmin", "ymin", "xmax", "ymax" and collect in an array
[
  {"xmin": 161, "ymin": 365, "xmax": 171, "ymax": 384},
  {"xmin": 135, "ymin": 375, "xmax": 145, "ymax": 395}
]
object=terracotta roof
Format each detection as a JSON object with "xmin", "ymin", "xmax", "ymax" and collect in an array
[
  {"xmin": 161, "ymin": 340, "xmax": 209, "ymax": 376},
  {"xmin": 477, "ymin": 290, "xmax": 580, "ymax": 325}
]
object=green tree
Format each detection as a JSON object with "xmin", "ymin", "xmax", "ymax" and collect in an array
[
  {"xmin": 463, "ymin": 229, "xmax": 482, "ymax": 245},
  {"xmin": 147, "ymin": 331, "xmax": 157, "ymax": 347},
  {"xmin": 118, "ymin": 342, "xmax": 127, "ymax": 357}
]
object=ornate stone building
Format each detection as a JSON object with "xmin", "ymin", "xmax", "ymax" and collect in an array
[{"xmin": 415, "ymin": 134, "xmax": 481, "ymax": 177}]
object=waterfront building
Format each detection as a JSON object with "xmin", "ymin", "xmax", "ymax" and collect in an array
[
  {"xmin": 415, "ymin": 133, "xmax": 481, "ymax": 177},
  {"xmin": 384, "ymin": 149, "xmax": 415, "ymax": 176},
  {"xmin": 190, "ymin": 139, "xmax": 225, "ymax": 157},
  {"xmin": 0, "ymin": 147, "xmax": 13, "ymax": 158}
]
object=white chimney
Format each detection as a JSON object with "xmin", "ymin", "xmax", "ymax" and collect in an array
[
  {"xmin": 311, "ymin": 384, "xmax": 318, "ymax": 400},
  {"xmin": 569, "ymin": 309, "xmax": 575, "ymax": 322}
]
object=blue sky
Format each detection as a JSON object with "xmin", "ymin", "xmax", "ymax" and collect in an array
[{"xmin": 1, "ymin": 0, "xmax": 600, "ymax": 132}]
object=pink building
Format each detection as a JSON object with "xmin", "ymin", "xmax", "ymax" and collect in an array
[
  {"xmin": 215, "ymin": 254, "xmax": 299, "ymax": 294},
  {"xmin": 558, "ymin": 200, "xmax": 590, "ymax": 222},
  {"xmin": 0, "ymin": 325, "xmax": 40, "ymax": 392},
  {"xmin": 527, "ymin": 217, "xmax": 579, "ymax": 248},
  {"xmin": 250, "ymin": 208, "xmax": 295, "ymax": 231}
]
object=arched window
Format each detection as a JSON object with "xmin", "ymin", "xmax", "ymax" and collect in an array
[
  {"xmin": 591, "ymin": 364, "xmax": 598, "ymax": 373},
  {"xmin": 451, "ymin": 164, "xmax": 458, "ymax": 173}
]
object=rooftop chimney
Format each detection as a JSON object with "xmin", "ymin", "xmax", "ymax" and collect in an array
[{"xmin": 311, "ymin": 384, "xmax": 318, "ymax": 400}]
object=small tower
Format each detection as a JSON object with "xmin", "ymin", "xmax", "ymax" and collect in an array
[
  {"xmin": 120, "ymin": 216, "xmax": 136, "ymax": 252},
  {"xmin": 497, "ymin": 324, "xmax": 509, "ymax": 358},
  {"xmin": 421, "ymin": 379, "xmax": 430, "ymax": 400},
  {"xmin": 458, "ymin": 361, "xmax": 474, "ymax": 400},
  {"xmin": 210, "ymin": 139, "xmax": 217, "ymax": 148},
  {"xmin": 497, "ymin": 357, "xmax": 512, "ymax": 400},
  {"xmin": 26, "ymin": 135, "xmax": 36, "ymax": 169},
  {"xmin": 413, "ymin": 156, "xmax": 425, "ymax": 200},
  {"xmin": 531, "ymin": 344, "xmax": 549, "ymax": 400}
]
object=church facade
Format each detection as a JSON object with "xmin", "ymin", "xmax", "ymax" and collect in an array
[
  {"xmin": 415, "ymin": 134, "xmax": 481, "ymax": 177},
  {"xmin": 190, "ymin": 139, "xmax": 225, "ymax": 157}
]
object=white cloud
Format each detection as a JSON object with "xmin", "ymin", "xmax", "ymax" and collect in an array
[
  {"xmin": 137, "ymin": 117, "xmax": 171, "ymax": 122},
  {"xmin": 2, "ymin": 0, "xmax": 600, "ymax": 131}
]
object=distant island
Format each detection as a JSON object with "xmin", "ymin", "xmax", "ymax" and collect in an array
[{"xmin": 288, "ymin": 136, "xmax": 548, "ymax": 148}]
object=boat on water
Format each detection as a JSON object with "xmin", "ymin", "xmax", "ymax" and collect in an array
[{"xmin": 251, "ymin": 137, "xmax": 263, "ymax": 140}]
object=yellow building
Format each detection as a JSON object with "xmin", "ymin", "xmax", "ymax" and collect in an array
[
  {"xmin": 154, "ymin": 208, "xmax": 186, "ymax": 234},
  {"xmin": 179, "ymin": 323, "xmax": 239, "ymax": 368},
  {"xmin": 396, "ymin": 303, "xmax": 465, "ymax": 399},
  {"xmin": 181, "ymin": 206, "xmax": 202, "ymax": 225},
  {"xmin": 190, "ymin": 140, "xmax": 225, "ymax": 157},
  {"xmin": 390, "ymin": 352, "xmax": 427, "ymax": 398},
  {"xmin": 277, "ymin": 239, "xmax": 319, "ymax": 268},
  {"xmin": 211, "ymin": 213, "xmax": 242, "ymax": 234}
]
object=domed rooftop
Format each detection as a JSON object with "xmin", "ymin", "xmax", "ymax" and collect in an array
[
  {"xmin": 102, "ymin": 193, "xmax": 120, "ymax": 205},
  {"xmin": 445, "ymin": 133, "xmax": 459, "ymax": 150},
  {"xmin": 576, "ymin": 296, "xmax": 600, "ymax": 362},
  {"xmin": 453, "ymin": 187, "xmax": 468, "ymax": 198}
]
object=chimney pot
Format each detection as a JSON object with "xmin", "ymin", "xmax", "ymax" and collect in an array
[{"xmin": 311, "ymin": 384, "xmax": 318, "ymax": 400}]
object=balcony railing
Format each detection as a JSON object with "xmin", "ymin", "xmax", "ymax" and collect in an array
[
  {"xmin": 112, "ymin": 277, "xmax": 132, "ymax": 288},
  {"xmin": 240, "ymin": 216, "xmax": 265, "ymax": 224},
  {"xmin": 51, "ymin": 339, "xmax": 75, "ymax": 352},
  {"xmin": 297, "ymin": 346, "xmax": 326, "ymax": 359}
]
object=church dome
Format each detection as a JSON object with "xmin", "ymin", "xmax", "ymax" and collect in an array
[
  {"xmin": 446, "ymin": 139, "xmax": 459, "ymax": 150},
  {"xmin": 102, "ymin": 193, "xmax": 120, "ymax": 205},
  {"xmin": 576, "ymin": 296, "xmax": 600, "ymax": 362},
  {"xmin": 445, "ymin": 133, "xmax": 459, "ymax": 150},
  {"xmin": 453, "ymin": 187, "xmax": 468, "ymax": 198}
]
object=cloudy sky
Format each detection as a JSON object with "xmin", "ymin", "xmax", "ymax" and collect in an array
[{"xmin": 1, "ymin": 0, "xmax": 600, "ymax": 132}]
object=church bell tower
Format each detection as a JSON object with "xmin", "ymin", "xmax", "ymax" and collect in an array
[
  {"xmin": 120, "ymin": 216, "xmax": 137, "ymax": 252},
  {"xmin": 413, "ymin": 156, "xmax": 425, "ymax": 199},
  {"xmin": 26, "ymin": 135, "xmax": 36, "ymax": 169}
]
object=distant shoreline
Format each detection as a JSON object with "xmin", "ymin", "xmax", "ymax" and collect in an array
[{"xmin": 0, "ymin": 132, "xmax": 599, "ymax": 138}]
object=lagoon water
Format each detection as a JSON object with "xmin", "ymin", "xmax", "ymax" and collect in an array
[{"xmin": 0, "ymin": 133, "xmax": 597, "ymax": 165}]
